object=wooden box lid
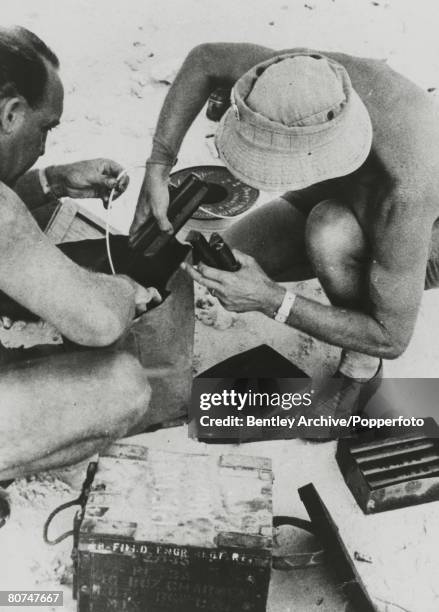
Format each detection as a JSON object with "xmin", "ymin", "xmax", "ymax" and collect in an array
[{"xmin": 80, "ymin": 443, "xmax": 273, "ymax": 551}]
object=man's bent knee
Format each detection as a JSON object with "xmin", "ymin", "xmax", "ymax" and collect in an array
[
  {"xmin": 306, "ymin": 199, "xmax": 366, "ymax": 267},
  {"xmin": 103, "ymin": 351, "xmax": 151, "ymax": 437}
]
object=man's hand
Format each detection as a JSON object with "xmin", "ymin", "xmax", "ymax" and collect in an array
[
  {"xmin": 118, "ymin": 274, "xmax": 162, "ymax": 317},
  {"xmin": 45, "ymin": 159, "xmax": 129, "ymax": 205},
  {"xmin": 181, "ymin": 250, "xmax": 285, "ymax": 316},
  {"xmin": 133, "ymin": 285, "xmax": 162, "ymax": 317},
  {"xmin": 129, "ymin": 165, "xmax": 173, "ymax": 242}
]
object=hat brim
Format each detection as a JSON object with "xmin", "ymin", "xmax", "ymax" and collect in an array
[{"xmin": 215, "ymin": 90, "xmax": 373, "ymax": 192}]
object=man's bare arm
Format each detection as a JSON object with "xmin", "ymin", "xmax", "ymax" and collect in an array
[
  {"xmin": 0, "ymin": 183, "xmax": 137, "ymax": 346},
  {"xmin": 13, "ymin": 170, "xmax": 48, "ymax": 210},
  {"xmin": 185, "ymin": 186, "xmax": 433, "ymax": 359},
  {"xmin": 130, "ymin": 43, "xmax": 280, "ymax": 235},
  {"xmin": 14, "ymin": 159, "xmax": 129, "ymax": 211},
  {"xmin": 152, "ymin": 43, "xmax": 277, "ymax": 161},
  {"xmin": 280, "ymin": 187, "xmax": 432, "ymax": 357}
]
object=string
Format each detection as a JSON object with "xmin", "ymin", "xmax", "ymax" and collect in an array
[
  {"xmin": 104, "ymin": 164, "xmax": 147, "ymax": 275},
  {"xmin": 105, "ymin": 168, "xmax": 128, "ymax": 274}
]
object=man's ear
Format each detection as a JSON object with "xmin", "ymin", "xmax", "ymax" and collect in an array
[{"xmin": 0, "ymin": 97, "xmax": 26, "ymax": 135}]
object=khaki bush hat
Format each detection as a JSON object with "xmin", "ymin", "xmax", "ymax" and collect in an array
[{"xmin": 215, "ymin": 51, "xmax": 373, "ymax": 192}]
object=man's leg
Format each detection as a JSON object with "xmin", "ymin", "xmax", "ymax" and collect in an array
[
  {"xmin": 46, "ymin": 223, "xmax": 195, "ymax": 431},
  {"xmin": 0, "ymin": 350, "xmax": 150, "ymax": 480},
  {"xmin": 224, "ymin": 196, "xmax": 315, "ymax": 281},
  {"xmin": 305, "ymin": 199, "xmax": 381, "ymax": 379},
  {"xmin": 227, "ymin": 194, "xmax": 381, "ymax": 378}
]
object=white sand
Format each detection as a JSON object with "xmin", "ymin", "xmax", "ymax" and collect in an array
[{"xmin": 1, "ymin": 1, "xmax": 439, "ymax": 610}]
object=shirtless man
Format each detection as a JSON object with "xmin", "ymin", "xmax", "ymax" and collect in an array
[
  {"xmin": 130, "ymin": 43, "xmax": 439, "ymax": 427},
  {"xmin": 0, "ymin": 26, "xmax": 193, "ymax": 482}
]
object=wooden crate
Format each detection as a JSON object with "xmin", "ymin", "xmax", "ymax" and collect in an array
[
  {"xmin": 75, "ymin": 443, "xmax": 273, "ymax": 612},
  {"xmin": 45, "ymin": 198, "xmax": 120, "ymax": 243}
]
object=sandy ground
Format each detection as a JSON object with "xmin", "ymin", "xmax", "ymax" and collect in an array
[{"xmin": 1, "ymin": 1, "xmax": 439, "ymax": 611}]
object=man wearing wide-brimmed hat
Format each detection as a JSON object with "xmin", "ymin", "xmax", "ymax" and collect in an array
[{"xmin": 131, "ymin": 43, "xmax": 439, "ymax": 429}]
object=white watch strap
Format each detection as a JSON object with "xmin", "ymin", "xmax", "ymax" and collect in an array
[
  {"xmin": 274, "ymin": 290, "xmax": 296, "ymax": 323},
  {"xmin": 38, "ymin": 168, "xmax": 52, "ymax": 195}
]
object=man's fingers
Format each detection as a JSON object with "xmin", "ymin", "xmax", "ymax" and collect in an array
[
  {"xmin": 129, "ymin": 214, "xmax": 147, "ymax": 243},
  {"xmin": 153, "ymin": 209, "xmax": 173, "ymax": 234},
  {"xmin": 181, "ymin": 263, "xmax": 222, "ymax": 292},
  {"xmin": 152, "ymin": 197, "xmax": 173, "ymax": 233},
  {"xmin": 144, "ymin": 287, "xmax": 162, "ymax": 304},
  {"xmin": 102, "ymin": 158, "xmax": 125, "ymax": 178},
  {"xmin": 109, "ymin": 176, "xmax": 129, "ymax": 201},
  {"xmin": 99, "ymin": 158, "xmax": 129, "ymax": 195},
  {"xmin": 100, "ymin": 173, "xmax": 129, "ymax": 208},
  {"xmin": 233, "ymin": 249, "xmax": 253, "ymax": 265},
  {"xmin": 105, "ymin": 178, "xmax": 118, "ymax": 190},
  {"xmin": 129, "ymin": 196, "xmax": 154, "ymax": 242},
  {"xmin": 135, "ymin": 286, "xmax": 162, "ymax": 305},
  {"xmin": 197, "ymin": 262, "xmax": 227, "ymax": 281},
  {"xmin": 117, "ymin": 174, "xmax": 130, "ymax": 194},
  {"xmin": 135, "ymin": 303, "xmax": 149, "ymax": 317},
  {"xmin": 133, "ymin": 286, "xmax": 163, "ymax": 317},
  {"xmin": 0, "ymin": 316, "xmax": 12, "ymax": 329}
]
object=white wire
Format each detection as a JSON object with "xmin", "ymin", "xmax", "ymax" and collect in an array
[
  {"xmin": 105, "ymin": 164, "xmax": 148, "ymax": 274},
  {"xmin": 105, "ymin": 168, "xmax": 128, "ymax": 275},
  {"xmin": 104, "ymin": 167, "xmax": 241, "ymax": 273}
]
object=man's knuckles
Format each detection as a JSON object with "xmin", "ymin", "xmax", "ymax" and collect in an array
[
  {"xmin": 198, "ymin": 263, "xmax": 222, "ymax": 279},
  {"xmin": 233, "ymin": 249, "xmax": 253, "ymax": 264}
]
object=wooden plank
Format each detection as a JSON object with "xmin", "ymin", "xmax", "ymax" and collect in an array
[
  {"xmin": 304, "ymin": 449, "xmax": 439, "ymax": 612},
  {"xmin": 45, "ymin": 198, "xmax": 120, "ymax": 243}
]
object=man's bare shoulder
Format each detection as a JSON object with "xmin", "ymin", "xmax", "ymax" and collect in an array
[
  {"xmin": 0, "ymin": 181, "xmax": 29, "ymax": 233},
  {"xmin": 323, "ymin": 51, "xmax": 439, "ymax": 193}
]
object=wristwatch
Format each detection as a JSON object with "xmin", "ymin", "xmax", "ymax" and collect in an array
[{"xmin": 274, "ymin": 290, "xmax": 296, "ymax": 323}]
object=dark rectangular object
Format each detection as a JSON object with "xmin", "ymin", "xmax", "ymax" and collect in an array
[
  {"xmin": 188, "ymin": 231, "xmax": 240, "ymax": 272},
  {"xmin": 130, "ymin": 174, "xmax": 209, "ymax": 257},
  {"xmin": 336, "ymin": 418, "xmax": 439, "ymax": 514},
  {"xmin": 298, "ymin": 484, "xmax": 377, "ymax": 612},
  {"xmin": 75, "ymin": 444, "xmax": 273, "ymax": 612},
  {"xmin": 0, "ymin": 175, "xmax": 208, "ymax": 321}
]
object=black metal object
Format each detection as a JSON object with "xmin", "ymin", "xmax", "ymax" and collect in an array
[
  {"xmin": 75, "ymin": 523, "xmax": 323, "ymax": 611},
  {"xmin": 130, "ymin": 173, "xmax": 209, "ymax": 256},
  {"xmin": 193, "ymin": 345, "xmax": 308, "ymax": 444},
  {"xmin": 44, "ymin": 448, "xmax": 327, "ymax": 612},
  {"xmin": 169, "ymin": 166, "xmax": 259, "ymax": 220},
  {"xmin": 67, "ymin": 450, "xmax": 274, "ymax": 612},
  {"xmin": 43, "ymin": 462, "xmax": 98, "ymax": 603},
  {"xmin": 206, "ymin": 88, "xmax": 231, "ymax": 122},
  {"xmin": 209, "ymin": 233, "xmax": 241, "ymax": 271},
  {"xmin": 43, "ymin": 462, "xmax": 98, "ymax": 547},
  {"xmin": 336, "ymin": 418, "xmax": 439, "ymax": 514},
  {"xmin": 187, "ymin": 231, "xmax": 218, "ymax": 267},
  {"xmin": 188, "ymin": 230, "xmax": 240, "ymax": 271},
  {"xmin": 0, "ymin": 168, "xmax": 257, "ymax": 322},
  {"xmin": 298, "ymin": 483, "xmax": 378, "ymax": 612},
  {"xmin": 76, "ymin": 538, "xmax": 272, "ymax": 612}
]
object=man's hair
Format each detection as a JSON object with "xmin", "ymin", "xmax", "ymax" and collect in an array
[{"xmin": 0, "ymin": 26, "xmax": 59, "ymax": 108}]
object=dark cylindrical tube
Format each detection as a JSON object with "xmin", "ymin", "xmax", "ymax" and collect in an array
[
  {"xmin": 187, "ymin": 231, "xmax": 218, "ymax": 268},
  {"xmin": 209, "ymin": 233, "xmax": 241, "ymax": 272},
  {"xmin": 206, "ymin": 88, "xmax": 231, "ymax": 122}
]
